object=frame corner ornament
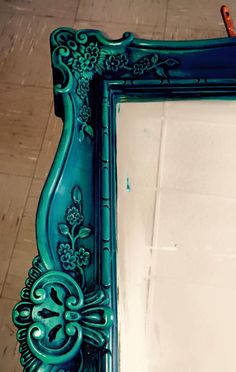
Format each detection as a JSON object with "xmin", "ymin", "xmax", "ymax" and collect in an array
[
  {"xmin": 50, "ymin": 28, "xmax": 180, "ymax": 141},
  {"xmin": 13, "ymin": 185, "xmax": 113, "ymax": 371}
]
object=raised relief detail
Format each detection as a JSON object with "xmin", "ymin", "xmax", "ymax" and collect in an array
[
  {"xmin": 51, "ymin": 29, "xmax": 179, "ymax": 141},
  {"xmin": 13, "ymin": 186, "xmax": 113, "ymax": 371},
  {"xmin": 57, "ymin": 186, "xmax": 91, "ymax": 288}
]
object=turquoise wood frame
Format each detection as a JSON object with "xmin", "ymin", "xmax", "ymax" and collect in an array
[{"xmin": 12, "ymin": 28, "xmax": 236, "ymax": 371}]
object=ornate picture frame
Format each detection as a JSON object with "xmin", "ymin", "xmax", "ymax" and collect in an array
[{"xmin": 12, "ymin": 28, "xmax": 236, "ymax": 371}]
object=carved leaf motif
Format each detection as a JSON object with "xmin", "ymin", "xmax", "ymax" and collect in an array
[
  {"xmin": 78, "ymin": 227, "xmax": 91, "ymax": 239},
  {"xmin": 84, "ymin": 125, "xmax": 94, "ymax": 138},
  {"xmin": 58, "ymin": 224, "xmax": 69, "ymax": 236},
  {"xmin": 82, "ymin": 326, "xmax": 106, "ymax": 348},
  {"xmin": 72, "ymin": 186, "xmax": 82, "ymax": 204},
  {"xmin": 151, "ymin": 54, "xmax": 159, "ymax": 64},
  {"xmin": 166, "ymin": 58, "xmax": 178, "ymax": 66},
  {"xmin": 155, "ymin": 66, "xmax": 167, "ymax": 78}
]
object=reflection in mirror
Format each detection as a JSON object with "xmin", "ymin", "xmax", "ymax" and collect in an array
[{"xmin": 116, "ymin": 100, "xmax": 236, "ymax": 372}]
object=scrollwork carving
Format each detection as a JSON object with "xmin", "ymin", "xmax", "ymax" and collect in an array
[
  {"xmin": 13, "ymin": 265, "xmax": 113, "ymax": 370},
  {"xmin": 13, "ymin": 186, "xmax": 113, "ymax": 371},
  {"xmin": 51, "ymin": 29, "xmax": 180, "ymax": 141}
]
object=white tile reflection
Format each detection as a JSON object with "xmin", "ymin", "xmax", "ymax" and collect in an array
[
  {"xmin": 162, "ymin": 117, "xmax": 236, "ymax": 197},
  {"xmin": 117, "ymin": 100, "xmax": 236, "ymax": 372}
]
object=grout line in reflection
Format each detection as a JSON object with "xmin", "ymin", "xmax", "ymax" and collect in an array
[
  {"xmin": 146, "ymin": 102, "xmax": 166, "ymax": 323},
  {"xmin": 151, "ymin": 102, "xmax": 167, "ymax": 248},
  {"xmin": 159, "ymin": 185, "xmax": 236, "ymax": 201}
]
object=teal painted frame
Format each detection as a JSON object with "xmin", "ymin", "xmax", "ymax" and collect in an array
[{"xmin": 12, "ymin": 28, "xmax": 236, "ymax": 371}]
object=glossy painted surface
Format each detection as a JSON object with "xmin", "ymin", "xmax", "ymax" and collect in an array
[{"xmin": 12, "ymin": 28, "xmax": 236, "ymax": 371}]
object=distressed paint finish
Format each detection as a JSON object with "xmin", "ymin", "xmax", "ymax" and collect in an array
[{"xmin": 12, "ymin": 28, "xmax": 236, "ymax": 371}]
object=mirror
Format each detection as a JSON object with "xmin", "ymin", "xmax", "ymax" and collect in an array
[
  {"xmin": 13, "ymin": 28, "xmax": 236, "ymax": 372},
  {"xmin": 117, "ymin": 99, "xmax": 236, "ymax": 371}
]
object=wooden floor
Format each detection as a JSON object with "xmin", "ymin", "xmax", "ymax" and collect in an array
[{"xmin": 0, "ymin": 0, "xmax": 235, "ymax": 370}]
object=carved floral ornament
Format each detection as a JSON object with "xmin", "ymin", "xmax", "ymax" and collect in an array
[
  {"xmin": 13, "ymin": 187, "xmax": 113, "ymax": 371},
  {"xmin": 50, "ymin": 28, "xmax": 179, "ymax": 141},
  {"xmin": 57, "ymin": 186, "xmax": 92, "ymax": 288}
]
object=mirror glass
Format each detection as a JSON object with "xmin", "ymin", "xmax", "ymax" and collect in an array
[{"xmin": 116, "ymin": 99, "xmax": 236, "ymax": 372}]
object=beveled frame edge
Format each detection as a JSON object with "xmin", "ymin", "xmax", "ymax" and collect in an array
[{"xmin": 12, "ymin": 28, "xmax": 236, "ymax": 371}]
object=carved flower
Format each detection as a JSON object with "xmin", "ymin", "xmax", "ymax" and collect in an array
[
  {"xmin": 105, "ymin": 55, "xmax": 121, "ymax": 72},
  {"xmin": 58, "ymin": 243, "xmax": 73, "ymax": 256},
  {"xmin": 61, "ymin": 253, "xmax": 77, "ymax": 271},
  {"xmin": 66, "ymin": 206, "xmax": 83, "ymax": 226},
  {"xmin": 78, "ymin": 55, "xmax": 97, "ymax": 72},
  {"xmin": 72, "ymin": 58, "xmax": 81, "ymax": 73},
  {"xmin": 79, "ymin": 105, "xmax": 91, "ymax": 123},
  {"xmin": 118, "ymin": 54, "xmax": 128, "ymax": 67},
  {"xmin": 70, "ymin": 43, "xmax": 99, "ymax": 72},
  {"xmin": 85, "ymin": 43, "xmax": 99, "ymax": 58},
  {"xmin": 77, "ymin": 247, "xmax": 90, "ymax": 267},
  {"xmin": 133, "ymin": 63, "xmax": 145, "ymax": 75}
]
